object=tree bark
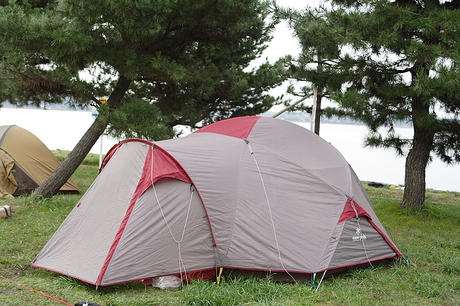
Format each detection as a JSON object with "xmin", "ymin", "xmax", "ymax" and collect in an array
[
  {"xmin": 400, "ymin": 131, "xmax": 433, "ymax": 209},
  {"xmin": 310, "ymin": 85, "xmax": 323, "ymax": 135},
  {"xmin": 400, "ymin": 99, "xmax": 434, "ymax": 209},
  {"xmin": 32, "ymin": 76, "xmax": 132, "ymax": 198}
]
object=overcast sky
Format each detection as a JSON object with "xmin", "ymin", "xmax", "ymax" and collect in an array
[
  {"xmin": 260, "ymin": 0, "xmax": 322, "ymax": 111},
  {"xmin": 263, "ymin": 0, "xmax": 322, "ymax": 62}
]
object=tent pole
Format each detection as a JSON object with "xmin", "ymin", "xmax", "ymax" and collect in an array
[
  {"xmin": 99, "ymin": 135, "xmax": 103, "ymax": 168},
  {"xmin": 315, "ymin": 270, "xmax": 327, "ymax": 291}
]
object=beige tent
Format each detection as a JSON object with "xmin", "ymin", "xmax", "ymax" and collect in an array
[
  {"xmin": 0, "ymin": 125, "xmax": 79, "ymax": 198},
  {"xmin": 32, "ymin": 116, "xmax": 402, "ymax": 286}
]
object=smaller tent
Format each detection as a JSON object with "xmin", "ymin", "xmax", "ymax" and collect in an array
[{"xmin": 0, "ymin": 125, "xmax": 79, "ymax": 198}]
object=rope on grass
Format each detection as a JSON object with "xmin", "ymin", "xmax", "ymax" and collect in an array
[{"xmin": 0, "ymin": 275, "xmax": 74, "ymax": 306}]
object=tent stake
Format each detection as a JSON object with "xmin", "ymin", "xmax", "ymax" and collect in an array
[{"xmin": 315, "ymin": 270, "xmax": 327, "ymax": 292}]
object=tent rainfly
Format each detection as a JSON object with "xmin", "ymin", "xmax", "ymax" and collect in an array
[
  {"xmin": 31, "ymin": 116, "xmax": 403, "ymax": 286},
  {"xmin": 0, "ymin": 125, "xmax": 79, "ymax": 198}
]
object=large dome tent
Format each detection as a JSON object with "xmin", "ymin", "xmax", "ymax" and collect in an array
[{"xmin": 32, "ymin": 116, "xmax": 402, "ymax": 286}]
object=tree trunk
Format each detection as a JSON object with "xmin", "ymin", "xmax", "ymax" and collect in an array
[
  {"xmin": 310, "ymin": 85, "xmax": 323, "ymax": 135},
  {"xmin": 310, "ymin": 55, "xmax": 323, "ymax": 136},
  {"xmin": 400, "ymin": 133, "xmax": 432, "ymax": 209},
  {"xmin": 32, "ymin": 76, "xmax": 132, "ymax": 198},
  {"xmin": 32, "ymin": 118, "xmax": 107, "ymax": 198},
  {"xmin": 400, "ymin": 100, "xmax": 434, "ymax": 209}
]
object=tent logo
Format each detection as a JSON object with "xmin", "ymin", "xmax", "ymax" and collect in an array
[{"xmin": 353, "ymin": 227, "xmax": 367, "ymax": 242}]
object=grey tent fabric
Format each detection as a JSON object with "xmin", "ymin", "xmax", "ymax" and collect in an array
[{"xmin": 32, "ymin": 116, "xmax": 402, "ymax": 286}]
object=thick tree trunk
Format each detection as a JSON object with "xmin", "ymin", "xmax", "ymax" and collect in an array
[
  {"xmin": 400, "ymin": 99, "xmax": 434, "ymax": 209},
  {"xmin": 400, "ymin": 131, "xmax": 433, "ymax": 209},
  {"xmin": 32, "ymin": 76, "xmax": 132, "ymax": 198}
]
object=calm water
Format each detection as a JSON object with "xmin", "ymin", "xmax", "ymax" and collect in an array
[
  {"xmin": 1, "ymin": 108, "xmax": 458, "ymax": 192},
  {"xmin": 295, "ymin": 121, "xmax": 459, "ymax": 192}
]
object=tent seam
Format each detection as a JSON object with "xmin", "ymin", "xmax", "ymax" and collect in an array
[{"xmin": 220, "ymin": 140, "xmax": 248, "ymax": 264}]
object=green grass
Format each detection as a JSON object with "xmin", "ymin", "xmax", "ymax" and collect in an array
[
  {"xmin": 53, "ymin": 149, "xmax": 101, "ymax": 166},
  {"xmin": 1, "ymin": 160, "xmax": 459, "ymax": 306}
]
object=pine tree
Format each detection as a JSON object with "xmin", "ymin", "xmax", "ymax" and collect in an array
[
  {"xmin": 327, "ymin": 0, "xmax": 460, "ymax": 208},
  {"xmin": 278, "ymin": 4, "xmax": 352, "ymax": 135},
  {"xmin": 0, "ymin": 0, "xmax": 283, "ymax": 197}
]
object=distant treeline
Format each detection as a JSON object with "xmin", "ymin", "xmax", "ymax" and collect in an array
[
  {"xmin": 1, "ymin": 102, "xmax": 90, "ymax": 111},
  {"xmin": 261, "ymin": 111, "xmax": 412, "ymax": 127},
  {"xmin": 1, "ymin": 102, "xmax": 412, "ymax": 127}
]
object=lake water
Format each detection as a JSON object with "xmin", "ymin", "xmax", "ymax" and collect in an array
[
  {"xmin": 1, "ymin": 107, "xmax": 458, "ymax": 192},
  {"xmin": 296, "ymin": 122, "xmax": 459, "ymax": 193}
]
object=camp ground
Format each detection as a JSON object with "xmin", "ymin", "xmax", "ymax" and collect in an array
[
  {"xmin": 0, "ymin": 125, "xmax": 79, "ymax": 199},
  {"xmin": 31, "ymin": 116, "xmax": 403, "ymax": 286}
]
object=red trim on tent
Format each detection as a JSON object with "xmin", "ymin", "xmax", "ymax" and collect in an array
[
  {"xmin": 141, "ymin": 268, "xmax": 217, "ymax": 285},
  {"xmin": 29, "ymin": 263, "xmax": 101, "ymax": 286},
  {"xmin": 96, "ymin": 145, "xmax": 156, "ymax": 285},
  {"xmin": 317, "ymin": 255, "xmax": 402, "ymax": 273},
  {"xmin": 338, "ymin": 199, "xmax": 371, "ymax": 223},
  {"xmin": 100, "ymin": 138, "xmax": 153, "ymax": 172},
  {"xmin": 367, "ymin": 218, "xmax": 404, "ymax": 257},
  {"xmin": 194, "ymin": 116, "xmax": 261, "ymax": 139},
  {"xmin": 100, "ymin": 144, "xmax": 121, "ymax": 171},
  {"xmin": 153, "ymin": 145, "xmax": 217, "ymax": 247},
  {"xmin": 152, "ymin": 146, "xmax": 191, "ymax": 184},
  {"xmin": 96, "ymin": 142, "xmax": 218, "ymax": 285},
  {"xmin": 221, "ymin": 253, "xmax": 401, "ymax": 276},
  {"xmin": 339, "ymin": 199, "xmax": 403, "ymax": 257}
]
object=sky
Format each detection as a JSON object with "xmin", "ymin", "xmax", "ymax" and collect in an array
[
  {"xmin": 261, "ymin": 0, "xmax": 323, "ymax": 111},
  {"xmin": 267, "ymin": 0, "xmax": 323, "ymax": 58},
  {"xmin": 1, "ymin": 1, "xmax": 458, "ymax": 191}
]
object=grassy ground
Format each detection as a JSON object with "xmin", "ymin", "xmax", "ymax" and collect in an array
[{"xmin": 1, "ymin": 153, "xmax": 459, "ymax": 306}]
